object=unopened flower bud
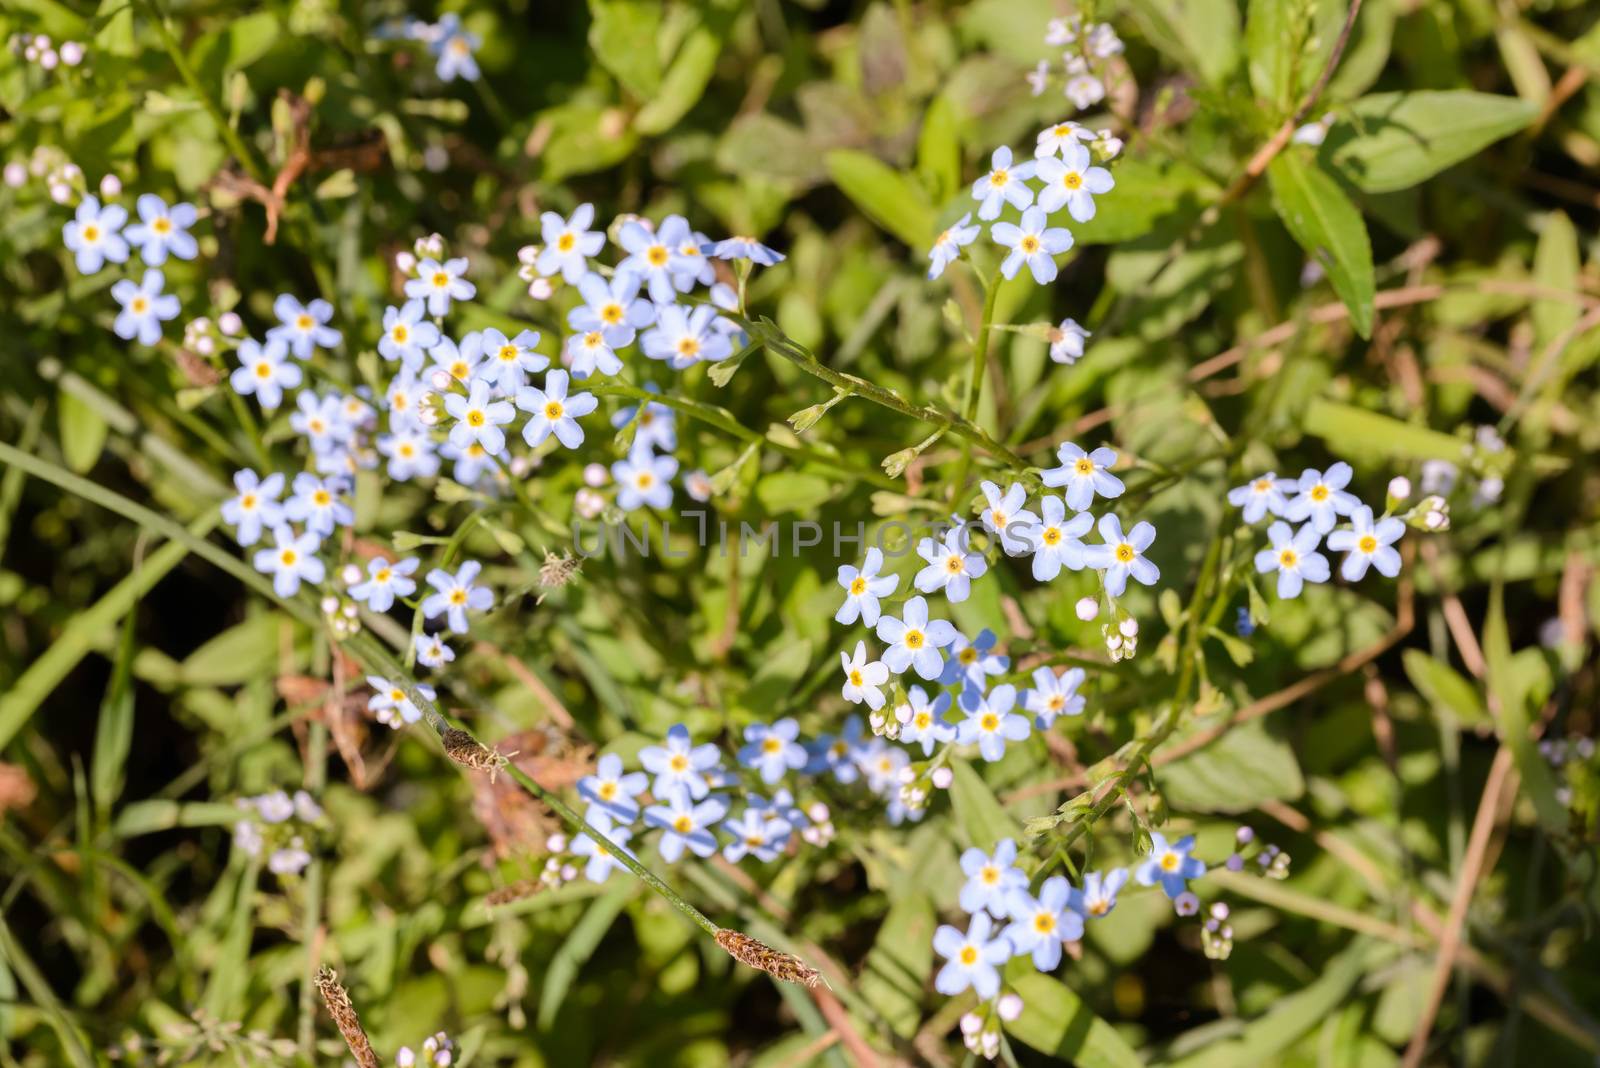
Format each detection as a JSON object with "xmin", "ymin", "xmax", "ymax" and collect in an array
[
  {"xmin": 583, "ymin": 462, "xmax": 608, "ymax": 487},
  {"xmin": 98, "ymin": 173, "xmax": 120, "ymax": 198},
  {"xmin": 997, "ymin": 992, "xmax": 1024, "ymax": 1021},
  {"xmin": 527, "ymin": 277, "xmax": 554, "ymax": 300},
  {"xmin": 1075, "ymin": 596, "xmax": 1099, "ymax": 621},
  {"xmin": 931, "ymin": 766, "xmax": 953, "ymax": 789},
  {"xmin": 219, "ymin": 311, "xmax": 243, "ymax": 335},
  {"xmin": 960, "ymin": 1012, "xmax": 983, "ymax": 1035},
  {"xmin": 1118, "ymin": 617, "xmax": 1138, "ymax": 638},
  {"xmin": 545, "ymin": 833, "xmax": 567, "ymax": 854},
  {"xmin": 60, "ymin": 40, "xmax": 84, "ymax": 65},
  {"xmin": 1387, "ymin": 476, "xmax": 1411, "ymax": 502},
  {"xmin": 395, "ymin": 250, "xmax": 417, "ymax": 275}
]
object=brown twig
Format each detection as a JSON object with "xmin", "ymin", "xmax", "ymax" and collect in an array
[
  {"xmin": 314, "ymin": 967, "xmax": 381, "ymax": 1068},
  {"xmin": 1400, "ymin": 746, "xmax": 1519, "ymax": 1068}
]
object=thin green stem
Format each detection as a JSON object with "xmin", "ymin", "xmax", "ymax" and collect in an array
[
  {"xmin": 950, "ymin": 274, "xmax": 1003, "ymax": 502},
  {"xmin": 141, "ymin": 0, "xmax": 268, "ymax": 185}
]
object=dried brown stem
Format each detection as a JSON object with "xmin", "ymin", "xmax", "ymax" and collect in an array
[{"xmin": 314, "ymin": 966, "xmax": 381, "ymax": 1068}]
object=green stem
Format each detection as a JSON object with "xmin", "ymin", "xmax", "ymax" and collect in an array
[
  {"xmin": 141, "ymin": 0, "xmax": 268, "ymax": 185},
  {"xmin": 0, "ymin": 442, "xmax": 728, "ymax": 947},
  {"xmin": 949, "ymin": 275, "xmax": 1003, "ymax": 504}
]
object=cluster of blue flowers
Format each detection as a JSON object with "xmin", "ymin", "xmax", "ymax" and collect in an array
[
  {"xmin": 62, "ymin": 193, "xmax": 195, "ymax": 344},
  {"xmin": 1228, "ymin": 462, "xmax": 1409, "ymax": 599}
]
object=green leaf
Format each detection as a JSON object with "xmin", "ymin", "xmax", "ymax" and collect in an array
[
  {"xmin": 1532, "ymin": 211, "xmax": 1579, "ymax": 349},
  {"xmin": 537, "ymin": 880, "xmax": 634, "ymax": 1028},
  {"xmin": 755, "ymin": 472, "xmax": 835, "ymax": 515},
  {"xmin": 825, "ymin": 149, "xmax": 935, "ymax": 250},
  {"xmin": 858, "ymin": 892, "xmax": 935, "ymax": 1038},
  {"xmin": 1324, "ymin": 91, "xmax": 1537, "ymax": 193},
  {"xmin": 1244, "ymin": 0, "xmax": 1342, "ymax": 117},
  {"xmin": 1267, "ymin": 152, "xmax": 1374, "ymax": 338},
  {"xmin": 1004, "ymin": 973, "xmax": 1145, "ymax": 1068},
  {"xmin": 1158, "ymin": 719, "xmax": 1304, "ymax": 813},
  {"xmin": 949, "ymin": 759, "xmax": 1021, "ymax": 849},
  {"xmin": 177, "ymin": 613, "xmax": 289, "ymax": 687},
  {"xmin": 1300, "ymin": 399, "xmax": 1462, "ymax": 462},
  {"xmin": 1401, "ymin": 649, "xmax": 1488, "ymax": 728},
  {"xmin": 588, "ymin": 0, "xmax": 664, "ymax": 98},
  {"xmin": 916, "ymin": 94, "xmax": 961, "ymax": 206},
  {"xmin": 89, "ymin": 589, "xmax": 139, "ymax": 817},
  {"xmin": 58, "ymin": 390, "xmax": 109, "ymax": 474},
  {"xmin": 633, "ymin": 8, "xmax": 731, "ymax": 135}
]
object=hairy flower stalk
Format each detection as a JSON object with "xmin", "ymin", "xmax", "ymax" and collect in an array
[
  {"xmin": 314, "ymin": 967, "xmax": 381, "ymax": 1068},
  {"xmin": 714, "ymin": 929, "xmax": 823, "ymax": 987}
]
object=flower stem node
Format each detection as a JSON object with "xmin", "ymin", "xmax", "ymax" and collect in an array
[{"xmin": 439, "ymin": 727, "xmax": 517, "ymax": 783}]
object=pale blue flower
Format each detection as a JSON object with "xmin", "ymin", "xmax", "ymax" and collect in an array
[
  {"xmin": 112, "ymin": 268, "xmax": 179, "ymax": 345},
  {"xmin": 571, "ymin": 812, "xmax": 635, "ymax": 883},
  {"xmin": 835, "ymin": 547, "xmax": 899, "ymax": 626},
  {"xmin": 379, "ymin": 300, "xmax": 439, "ymax": 369},
  {"xmin": 913, "ymin": 525, "xmax": 987, "ymax": 603},
  {"xmin": 1284, "ymin": 462, "xmax": 1359, "ymax": 534},
  {"xmin": 956, "ymin": 683, "xmax": 1030, "ymax": 762},
  {"xmin": 940, "ymin": 628, "xmax": 1008, "ymax": 690},
  {"xmin": 517, "ymin": 369, "xmax": 597, "ymax": 449},
  {"xmin": 1026, "ymin": 496, "xmax": 1093, "ymax": 581},
  {"xmin": 895, "ymin": 685, "xmax": 954, "ymax": 756},
  {"xmin": 641, "ymin": 303, "xmax": 731, "ymax": 369},
  {"xmin": 639, "ymin": 724, "xmax": 721, "ymax": 801},
  {"xmin": 377, "ymin": 429, "xmax": 439, "ymax": 481},
  {"xmin": 412, "ymin": 632, "xmax": 454, "ymax": 670},
  {"xmin": 1227, "ymin": 471, "xmax": 1295, "ymax": 524},
  {"xmin": 422, "ymin": 560, "xmax": 492, "ymax": 634},
  {"xmin": 290, "ymin": 391, "xmax": 351, "ymax": 454},
  {"xmin": 612, "ymin": 447, "xmax": 677, "ymax": 511},
  {"xmin": 979, "ymin": 480, "xmax": 1039, "ymax": 555},
  {"xmin": 578, "ymin": 753, "xmax": 650, "ymax": 824},
  {"xmin": 1049, "ymin": 318, "xmax": 1091, "ymax": 364},
  {"xmin": 1003, "ymin": 876, "xmax": 1084, "ymax": 970},
  {"xmin": 611, "ymin": 384, "xmax": 676, "ymax": 451},
  {"xmin": 840, "ymin": 641, "xmax": 890, "ymax": 710},
  {"xmin": 721, "ymin": 807, "xmax": 786, "ymax": 863},
  {"xmin": 349, "ymin": 556, "xmax": 419, "ymax": 612},
  {"xmin": 365, "ymin": 676, "xmax": 434, "ymax": 727},
  {"xmin": 645, "ymin": 791, "xmax": 727, "ymax": 861},
  {"xmin": 124, "ymin": 194, "xmax": 197, "ymax": 265},
  {"xmin": 1135, "ymin": 832, "xmax": 1206, "ymax": 900},
  {"xmin": 1083, "ymin": 514, "xmax": 1159, "ymax": 597},
  {"xmin": 971, "ymin": 145, "xmax": 1036, "ymax": 221},
  {"xmin": 62, "ymin": 195, "xmax": 129, "ymax": 274},
  {"xmin": 427, "ymin": 334, "xmax": 483, "ymax": 385},
  {"xmin": 927, "ymin": 212, "xmax": 980, "ymax": 280},
  {"xmin": 284, "ymin": 472, "xmax": 352, "ymax": 536},
  {"xmin": 1327, "ymin": 505, "xmax": 1404, "ymax": 581},
  {"xmin": 933, "ymin": 912, "xmax": 1010, "ymax": 999},
  {"xmin": 268, "ymin": 294, "xmax": 341, "ymax": 359},
  {"xmin": 993, "ymin": 205, "xmax": 1072, "ymax": 283},
  {"xmin": 444, "ymin": 378, "xmax": 515, "ymax": 455},
  {"xmin": 1068, "ymin": 867, "xmax": 1129, "ymax": 919},
  {"xmin": 477, "ymin": 327, "xmax": 546, "ymax": 390},
  {"xmin": 856, "ymin": 739, "xmax": 909, "ymax": 795},
  {"xmin": 737, "ymin": 718, "xmax": 808, "ymax": 784},
  {"xmin": 536, "ymin": 204, "xmax": 604, "ymax": 283},
  {"xmin": 230, "ymin": 337, "xmax": 301, "ymax": 412},
  {"xmin": 704, "ymin": 235, "xmax": 784, "ymax": 266},
  {"xmin": 252, "ymin": 523, "xmax": 324, "ymax": 597},
  {"xmin": 808, "ymin": 715, "xmax": 869, "ymax": 782},
  {"xmin": 1254, "ymin": 520, "xmax": 1330, "ymax": 598},
  {"xmin": 221, "ymin": 469, "xmax": 285, "ymax": 547},
  {"xmin": 959, "ymin": 839, "xmax": 1028, "ymax": 916},
  {"xmin": 429, "ymin": 14, "xmax": 481, "ymax": 82},
  {"xmin": 617, "ymin": 217, "xmax": 692, "ymax": 303},
  {"xmin": 569, "ymin": 270, "xmax": 655, "ymax": 349},
  {"xmin": 406, "ymin": 257, "xmax": 474, "ymax": 316},
  {"xmin": 1035, "ymin": 140, "xmax": 1114, "ymax": 222},
  {"xmin": 1023, "ymin": 666, "xmax": 1085, "ymax": 728},
  {"xmin": 1041, "ymin": 443, "xmax": 1123, "ymax": 511},
  {"xmin": 441, "ymin": 439, "xmax": 496, "ymax": 486},
  {"xmin": 876, "ymin": 595, "xmax": 957, "ymax": 680}
]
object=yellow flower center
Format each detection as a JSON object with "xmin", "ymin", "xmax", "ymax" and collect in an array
[
  {"xmin": 598, "ymin": 782, "xmax": 618, "ymax": 801},
  {"xmin": 669, "ymin": 754, "xmax": 688, "ymax": 772},
  {"xmin": 1279, "ymin": 548, "xmax": 1298, "ymax": 568},
  {"xmin": 849, "ymin": 576, "xmax": 867, "ymax": 595},
  {"xmin": 83, "ymin": 224, "xmax": 100, "ymax": 241},
  {"xmin": 959, "ymin": 648, "xmax": 977, "ymax": 664},
  {"xmin": 280, "ymin": 549, "xmax": 298, "ymax": 565},
  {"xmin": 673, "ymin": 815, "xmax": 693, "ymax": 833},
  {"xmin": 131, "ymin": 297, "xmax": 149, "ymax": 313},
  {"xmin": 375, "ymin": 568, "xmax": 392, "ymax": 582},
  {"xmin": 1049, "ymin": 695, "xmax": 1064, "ymax": 710},
  {"xmin": 393, "ymin": 325, "xmax": 409, "ymax": 342},
  {"xmin": 1074, "ymin": 457, "xmax": 1094, "ymax": 476},
  {"xmin": 449, "ymin": 589, "xmax": 467, "ymax": 605},
  {"xmin": 1311, "ymin": 484, "xmax": 1330, "ymax": 501},
  {"xmin": 945, "ymin": 556, "xmax": 964, "ymax": 574},
  {"xmin": 390, "ymin": 689, "xmax": 405, "ymax": 702},
  {"xmin": 432, "ymin": 271, "xmax": 450, "ymax": 287},
  {"xmin": 498, "ymin": 344, "xmax": 519, "ymax": 363},
  {"xmin": 677, "ymin": 337, "xmax": 700, "ymax": 358},
  {"xmin": 981, "ymin": 866, "xmax": 999, "ymax": 885},
  {"xmin": 296, "ymin": 314, "xmax": 313, "ymax": 330},
  {"xmin": 849, "ymin": 669, "xmax": 863, "ymax": 686},
  {"xmin": 1089, "ymin": 899, "xmax": 1108, "ymax": 916},
  {"xmin": 1062, "ymin": 171, "xmax": 1083, "ymax": 190},
  {"xmin": 991, "ymin": 510, "xmax": 1007, "ymax": 527},
  {"xmin": 467, "ymin": 410, "xmax": 485, "ymax": 427},
  {"xmin": 152, "ymin": 217, "xmax": 172, "ymax": 234},
  {"xmin": 1115, "ymin": 543, "xmax": 1136, "ymax": 563},
  {"xmin": 399, "ymin": 443, "xmax": 416, "ymax": 457},
  {"xmin": 601, "ymin": 303, "xmax": 623, "ymax": 324},
  {"xmin": 980, "ymin": 712, "xmax": 999, "ymax": 731},
  {"xmin": 959, "ymin": 946, "xmax": 978, "ymax": 965},
  {"xmin": 241, "ymin": 494, "xmax": 258, "ymax": 509},
  {"xmin": 1033, "ymin": 913, "xmax": 1057, "ymax": 933},
  {"xmin": 557, "ymin": 233, "xmax": 576, "ymax": 252},
  {"xmin": 761, "ymin": 737, "xmax": 783, "ymax": 754},
  {"xmin": 904, "ymin": 630, "xmax": 924, "ymax": 649},
  {"xmin": 989, "ymin": 171, "xmax": 1009, "ymax": 187},
  {"xmin": 313, "ymin": 490, "xmax": 331, "ymax": 506},
  {"xmin": 255, "ymin": 362, "xmax": 272, "ymax": 378},
  {"xmin": 1359, "ymin": 534, "xmax": 1378, "ymax": 553},
  {"xmin": 646, "ymin": 245, "xmax": 669, "ymax": 267},
  {"xmin": 1043, "ymin": 527, "xmax": 1061, "ymax": 546},
  {"xmin": 1019, "ymin": 235, "xmax": 1040, "ymax": 254},
  {"xmin": 449, "ymin": 361, "xmax": 468, "ymax": 379},
  {"xmin": 543, "ymin": 401, "xmax": 564, "ymax": 420},
  {"xmin": 1254, "ymin": 479, "xmax": 1272, "ymax": 493},
  {"xmin": 1160, "ymin": 853, "xmax": 1180, "ymax": 872},
  {"xmin": 914, "ymin": 711, "xmax": 931, "ymax": 728},
  {"xmin": 636, "ymin": 472, "xmax": 654, "ymax": 488}
]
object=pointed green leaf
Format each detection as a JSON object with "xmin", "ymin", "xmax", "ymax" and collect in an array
[
  {"xmin": 1324, "ymin": 91, "xmax": 1537, "ymax": 193},
  {"xmin": 1005, "ymin": 973, "xmax": 1145, "ymax": 1068},
  {"xmin": 949, "ymin": 759, "xmax": 1021, "ymax": 849},
  {"xmin": 1268, "ymin": 152, "xmax": 1375, "ymax": 338},
  {"xmin": 825, "ymin": 149, "xmax": 935, "ymax": 250}
]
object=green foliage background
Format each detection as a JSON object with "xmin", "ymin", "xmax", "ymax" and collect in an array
[{"xmin": 1, "ymin": 0, "xmax": 1598, "ymax": 1065}]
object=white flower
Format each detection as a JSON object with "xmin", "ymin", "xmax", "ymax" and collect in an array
[
  {"xmin": 1041, "ymin": 442, "xmax": 1124, "ymax": 511},
  {"xmin": 267, "ymin": 294, "xmax": 341, "ymax": 359},
  {"xmin": 221, "ymin": 469, "xmax": 285, "ymax": 547},
  {"xmin": 1284, "ymin": 462, "xmax": 1360, "ymax": 534},
  {"xmin": 252, "ymin": 524, "xmax": 325, "ymax": 597},
  {"xmin": 571, "ymin": 812, "xmax": 635, "ymax": 883},
  {"xmin": 914, "ymin": 525, "xmax": 988, "ymax": 602},
  {"xmin": 644, "ymin": 792, "xmax": 727, "ymax": 862},
  {"xmin": 1026, "ymin": 59, "xmax": 1050, "ymax": 96},
  {"xmin": 111, "ymin": 268, "xmax": 180, "ymax": 345},
  {"xmin": 123, "ymin": 194, "xmax": 198, "ymax": 265},
  {"xmin": 972, "ymin": 145, "xmax": 1037, "ymax": 221},
  {"xmin": 1064, "ymin": 72, "xmax": 1105, "ymax": 110},
  {"xmin": 992, "ymin": 206, "xmax": 1073, "ymax": 283},
  {"xmin": 840, "ymin": 640, "xmax": 890, "ymax": 710},
  {"xmin": 876, "ymin": 596, "xmax": 957, "ymax": 681},
  {"xmin": 536, "ymin": 204, "xmax": 605, "ymax": 282},
  {"xmin": 405, "ymin": 257, "xmax": 475, "ymax": 316},
  {"xmin": 835, "ymin": 547, "xmax": 900, "ymax": 626},
  {"xmin": 62, "ymin": 195, "xmax": 129, "ymax": 274},
  {"xmin": 1227, "ymin": 472, "xmax": 1294, "ymax": 524},
  {"xmin": 956, "ymin": 684, "xmax": 1030, "ymax": 761},
  {"xmin": 1036, "ymin": 141, "xmax": 1114, "ymax": 222},
  {"xmin": 1083, "ymin": 514, "xmax": 1159, "ymax": 597},
  {"xmin": 578, "ymin": 753, "xmax": 650, "ymax": 823},
  {"xmin": 979, "ymin": 480, "xmax": 1039, "ymax": 554},
  {"xmin": 1254, "ymin": 521, "xmax": 1330, "ymax": 598},
  {"xmin": 1023, "ymin": 665, "xmax": 1085, "ymax": 728},
  {"xmin": 230, "ymin": 337, "xmax": 301, "ymax": 411},
  {"xmin": 895, "ymin": 685, "xmax": 954, "ymax": 755},
  {"xmin": 477, "ymin": 327, "xmax": 547, "ymax": 391},
  {"xmin": 1025, "ymin": 496, "xmax": 1093, "ymax": 580},
  {"xmin": 379, "ymin": 300, "xmax": 440, "ymax": 369},
  {"xmin": 617, "ymin": 217, "xmax": 692, "ymax": 303},
  {"xmin": 933, "ymin": 912, "xmax": 1011, "ymax": 999},
  {"xmin": 738, "ymin": 719, "xmax": 808, "ymax": 784},
  {"xmin": 284, "ymin": 472, "xmax": 353, "ymax": 536},
  {"xmin": 444, "ymin": 378, "xmax": 515, "ymax": 455},
  {"xmin": 1048, "ymin": 318, "xmax": 1091, "ymax": 364},
  {"xmin": 1034, "ymin": 120, "xmax": 1092, "ymax": 159},
  {"xmin": 422, "ymin": 560, "xmax": 493, "ymax": 634},
  {"xmin": 568, "ymin": 270, "xmax": 655, "ymax": 350},
  {"xmin": 639, "ymin": 724, "xmax": 722, "ymax": 801},
  {"xmin": 366, "ymin": 676, "xmax": 434, "ymax": 727},
  {"xmin": 1325, "ymin": 505, "xmax": 1404, "ymax": 582},
  {"xmin": 413, "ymin": 632, "xmax": 454, "ymax": 669},
  {"xmin": 348, "ymin": 555, "xmax": 419, "ymax": 612},
  {"xmin": 378, "ymin": 429, "xmax": 439, "ymax": 481},
  {"xmin": 704, "ymin": 235, "xmax": 784, "ymax": 266},
  {"xmin": 612, "ymin": 448, "xmax": 678, "ymax": 510},
  {"xmin": 927, "ymin": 212, "xmax": 981, "ymax": 280},
  {"xmin": 517, "ymin": 369, "xmax": 597, "ymax": 449}
]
